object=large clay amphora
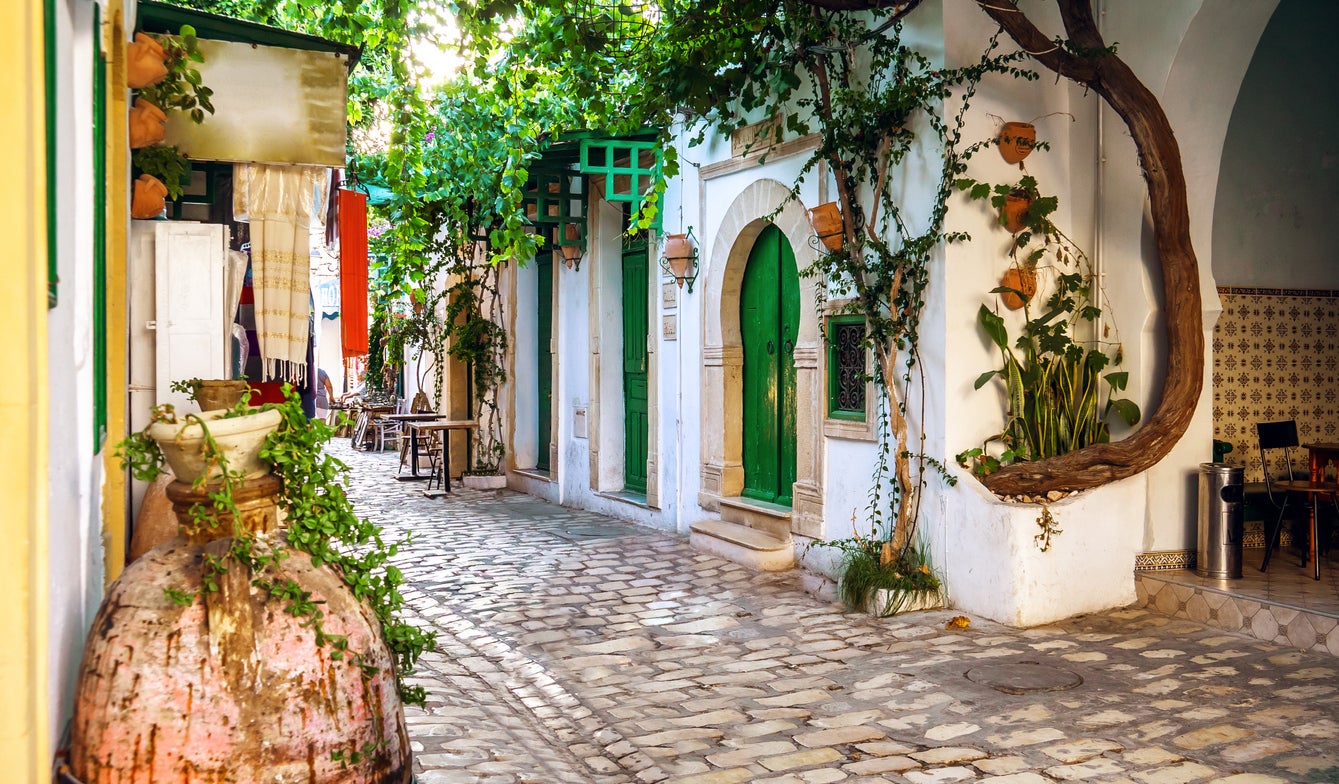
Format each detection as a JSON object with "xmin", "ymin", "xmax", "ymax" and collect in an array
[{"xmin": 69, "ymin": 475, "xmax": 412, "ymax": 784}]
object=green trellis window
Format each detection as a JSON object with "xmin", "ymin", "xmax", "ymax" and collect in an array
[{"xmin": 826, "ymin": 314, "xmax": 868, "ymax": 421}]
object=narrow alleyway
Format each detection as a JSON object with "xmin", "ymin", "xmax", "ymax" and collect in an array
[{"xmin": 337, "ymin": 444, "xmax": 1339, "ymax": 784}]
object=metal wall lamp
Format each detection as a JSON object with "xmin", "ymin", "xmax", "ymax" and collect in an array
[{"xmin": 661, "ymin": 228, "xmax": 699, "ymax": 293}]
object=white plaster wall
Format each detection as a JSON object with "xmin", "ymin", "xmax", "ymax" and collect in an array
[
  {"xmin": 511, "ymin": 257, "xmax": 539, "ymax": 470},
  {"xmin": 919, "ymin": 1, "xmax": 1238, "ymax": 624},
  {"xmin": 47, "ymin": 0, "xmax": 104, "ymax": 752},
  {"xmin": 1122, "ymin": 1, "xmax": 1275, "ymax": 553},
  {"xmin": 1212, "ymin": 0, "xmax": 1338, "ymax": 289}
]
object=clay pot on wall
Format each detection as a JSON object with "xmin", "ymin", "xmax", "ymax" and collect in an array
[
  {"xmin": 126, "ymin": 32, "xmax": 168, "ymax": 89},
  {"xmin": 130, "ymin": 173, "xmax": 169, "ymax": 219},
  {"xmin": 998, "ymin": 122, "xmax": 1036, "ymax": 165},
  {"xmin": 999, "ymin": 265, "xmax": 1037, "ymax": 311},
  {"xmin": 808, "ymin": 202, "xmax": 844, "ymax": 251},
  {"xmin": 1001, "ymin": 190, "xmax": 1032, "ymax": 234},
  {"xmin": 128, "ymin": 98, "xmax": 167, "ymax": 149}
]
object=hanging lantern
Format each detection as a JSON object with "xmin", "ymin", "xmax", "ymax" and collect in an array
[
  {"xmin": 557, "ymin": 223, "xmax": 583, "ymax": 271},
  {"xmin": 808, "ymin": 201, "xmax": 844, "ymax": 251},
  {"xmin": 661, "ymin": 230, "xmax": 698, "ymax": 293},
  {"xmin": 998, "ymin": 122, "xmax": 1037, "ymax": 165}
]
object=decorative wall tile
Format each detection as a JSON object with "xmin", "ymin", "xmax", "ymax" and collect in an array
[{"xmin": 1214, "ymin": 288, "xmax": 1339, "ymax": 483}]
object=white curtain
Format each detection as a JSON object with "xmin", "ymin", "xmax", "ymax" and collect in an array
[{"xmin": 233, "ymin": 163, "xmax": 328, "ymax": 384}]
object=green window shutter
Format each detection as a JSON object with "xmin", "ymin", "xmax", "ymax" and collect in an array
[{"xmin": 826, "ymin": 315, "xmax": 868, "ymax": 422}]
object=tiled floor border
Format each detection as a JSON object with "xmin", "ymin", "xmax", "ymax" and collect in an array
[{"xmin": 1135, "ymin": 571, "xmax": 1339, "ymax": 657}]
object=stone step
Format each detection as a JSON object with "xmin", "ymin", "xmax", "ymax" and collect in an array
[
  {"xmin": 689, "ymin": 519, "xmax": 794, "ymax": 571},
  {"xmin": 718, "ymin": 496, "xmax": 792, "ymax": 540}
]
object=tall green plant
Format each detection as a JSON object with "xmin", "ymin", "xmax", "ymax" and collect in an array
[{"xmin": 954, "ymin": 176, "xmax": 1140, "ymax": 477}]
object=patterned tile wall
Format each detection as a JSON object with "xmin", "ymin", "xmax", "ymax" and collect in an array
[{"xmin": 1213, "ymin": 287, "xmax": 1339, "ymax": 482}]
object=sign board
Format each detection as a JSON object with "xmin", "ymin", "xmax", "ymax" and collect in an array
[{"xmin": 164, "ymin": 39, "xmax": 349, "ymax": 167}]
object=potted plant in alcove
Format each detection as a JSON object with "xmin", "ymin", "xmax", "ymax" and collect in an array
[{"xmin": 952, "ymin": 173, "xmax": 1141, "ymax": 482}]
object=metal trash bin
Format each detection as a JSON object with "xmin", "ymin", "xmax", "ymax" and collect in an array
[{"xmin": 1197, "ymin": 462, "xmax": 1244, "ymax": 579}]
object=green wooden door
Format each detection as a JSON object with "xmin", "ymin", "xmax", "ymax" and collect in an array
[
  {"xmin": 623, "ymin": 240, "xmax": 649, "ymax": 494},
  {"xmin": 740, "ymin": 225, "xmax": 799, "ymax": 505},
  {"xmin": 536, "ymin": 255, "xmax": 553, "ymax": 472}
]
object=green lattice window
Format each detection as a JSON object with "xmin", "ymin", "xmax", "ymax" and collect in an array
[{"xmin": 827, "ymin": 315, "xmax": 867, "ymax": 421}]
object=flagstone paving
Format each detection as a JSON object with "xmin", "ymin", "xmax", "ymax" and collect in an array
[{"xmin": 337, "ymin": 444, "xmax": 1339, "ymax": 783}]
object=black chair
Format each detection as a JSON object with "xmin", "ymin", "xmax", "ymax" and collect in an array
[{"xmin": 1256, "ymin": 420, "xmax": 1337, "ymax": 580}]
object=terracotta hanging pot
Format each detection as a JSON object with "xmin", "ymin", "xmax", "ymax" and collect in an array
[
  {"xmin": 662, "ymin": 233, "xmax": 697, "ymax": 287},
  {"xmin": 1001, "ymin": 191, "xmax": 1032, "ymax": 233},
  {"xmin": 128, "ymin": 98, "xmax": 167, "ymax": 149},
  {"xmin": 808, "ymin": 201, "xmax": 844, "ymax": 251},
  {"xmin": 126, "ymin": 32, "xmax": 169, "ymax": 89},
  {"xmin": 130, "ymin": 173, "xmax": 169, "ymax": 219},
  {"xmin": 998, "ymin": 122, "xmax": 1036, "ymax": 165},
  {"xmin": 999, "ymin": 265, "xmax": 1037, "ymax": 311}
]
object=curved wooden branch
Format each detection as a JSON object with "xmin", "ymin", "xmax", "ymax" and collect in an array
[{"xmin": 976, "ymin": 0, "xmax": 1204, "ymax": 495}]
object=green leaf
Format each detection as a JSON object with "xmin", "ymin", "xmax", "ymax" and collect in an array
[{"xmin": 978, "ymin": 305, "xmax": 1007, "ymax": 351}]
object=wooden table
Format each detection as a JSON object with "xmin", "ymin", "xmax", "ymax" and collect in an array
[
  {"xmin": 390, "ymin": 414, "xmax": 450, "ymax": 480},
  {"xmin": 408, "ymin": 420, "xmax": 478, "ymax": 495},
  {"xmin": 1299, "ymin": 442, "xmax": 1339, "ymax": 578}
]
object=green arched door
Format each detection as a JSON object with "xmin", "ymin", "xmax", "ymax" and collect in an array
[{"xmin": 740, "ymin": 224, "xmax": 799, "ymax": 506}]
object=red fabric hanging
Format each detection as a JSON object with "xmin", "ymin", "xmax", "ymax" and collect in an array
[{"xmin": 338, "ymin": 189, "xmax": 369, "ymax": 358}]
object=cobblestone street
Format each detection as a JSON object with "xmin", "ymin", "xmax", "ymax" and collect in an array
[{"xmin": 338, "ymin": 445, "xmax": 1339, "ymax": 784}]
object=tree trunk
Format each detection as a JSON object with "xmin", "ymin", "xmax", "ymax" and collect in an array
[{"xmin": 972, "ymin": 0, "xmax": 1204, "ymax": 495}]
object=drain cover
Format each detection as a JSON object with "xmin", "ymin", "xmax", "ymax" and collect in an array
[
  {"xmin": 964, "ymin": 661, "xmax": 1083, "ymax": 694},
  {"xmin": 546, "ymin": 523, "xmax": 638, "ymax": 542}
]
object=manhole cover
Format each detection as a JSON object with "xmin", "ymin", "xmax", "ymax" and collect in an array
[
  {"xmin": 964, "ymin": 661, "xmax": 1084, "ymax": 695},
  {"xmin": 546, "ymin": 523, "xmax": 638, "ymax": 542}
]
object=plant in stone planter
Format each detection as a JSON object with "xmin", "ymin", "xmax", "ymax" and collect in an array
[
  {"xmin": 81, "ymin": 388, "xmax": 430, "ymax": 781},
  {"xmin": 819, "ymin": 532, "xmax": 941, "ymax": 618},
  {"xmin": 953, "ymin": 175, "xmax": 1140, "ymax": 479},
  {"xmin": 113, "ymin": 387, "xmax": 434, "ymax": 699}
]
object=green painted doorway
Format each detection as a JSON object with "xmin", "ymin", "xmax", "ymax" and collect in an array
[
  {"xmin": 536, "ymin": 255, "xmax": 553, "ymax": 472},
  {"xmin": 623, "ymin": 234, "xmax": 650, "ymax": 494},
  {"xmin": 740, "ymin": 224, "xmax": 799, "ymax": 506}
]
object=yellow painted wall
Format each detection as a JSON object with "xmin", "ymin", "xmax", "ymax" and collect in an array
[
  {"xmin": 103, "ymin": 1, "xmax": 129, "ymax": 583},
  {"xmin": 0, "ymin": 1, "xmax": 51, "ymax": 781}
]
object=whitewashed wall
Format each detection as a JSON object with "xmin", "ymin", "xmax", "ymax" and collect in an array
[{"xmin": 47, "ymin": 0, "xmax": 105, "ymax": 753}]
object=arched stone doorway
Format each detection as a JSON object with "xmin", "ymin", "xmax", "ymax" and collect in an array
[{"xmin": 698, "ymin": 179, "xmax": 825, "ymax": 537}]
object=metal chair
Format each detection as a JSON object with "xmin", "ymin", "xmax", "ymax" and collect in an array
[{"xmin": 1256, "ymin": 420, "xmax": 1337, "ymax": 580}]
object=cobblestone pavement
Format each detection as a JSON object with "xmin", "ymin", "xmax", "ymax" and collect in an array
[{"xmin": 337, "ymin": 445, "xmax": 1339, "ymax": 784}]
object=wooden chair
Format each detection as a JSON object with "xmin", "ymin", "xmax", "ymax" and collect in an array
[{"xmin": 1256, "ymin": 420, "xmax": 1337, "ymax": 580}]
